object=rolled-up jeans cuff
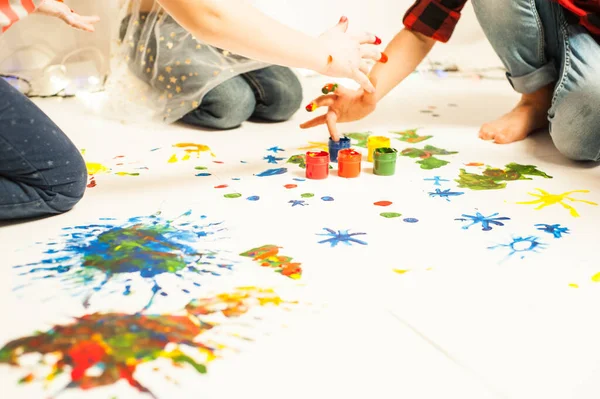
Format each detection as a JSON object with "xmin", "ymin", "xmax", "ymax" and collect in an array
[{"xmin": 506, "ymin": 62, "xmax": 557, "ymax": 94}]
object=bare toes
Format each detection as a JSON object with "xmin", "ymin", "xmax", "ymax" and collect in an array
[{"xmin": 479, "ymin": 126, "xmax": 496, "ymax": 140}]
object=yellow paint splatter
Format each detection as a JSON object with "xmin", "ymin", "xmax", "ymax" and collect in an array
[
  {"xmin": 168, "ymin": 154, "xmax": 178, "ymax": 163},
  {"xmin": 517, "ymin": 188, "xmax": 598, "ymax": 217},
  {"xmin": 568, "ymin": 283, "xmax": 579, "ymax": 288},
  {"xmin": 393, "ymin": 269, "xmax": 409, "ymax": 275},
  {"xmin": 182, "ymin": 153, "xmax": 191, "ymax": 161},
  {"xmin": 172, "ymin": 143, "xmax": 215, "ymax": 158},
  {"xmin": 298, "ymin": 142, "xmax": 328, "ymax": 152},
  {"xmin": 591, "ymin": 272, "xmax": 600, "ymax": 282},
  {"xmin": 86, "ymin": 163, "xmax": 110, "ymax": 175}
]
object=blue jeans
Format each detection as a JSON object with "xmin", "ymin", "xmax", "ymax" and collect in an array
[
  {"xmin": 0, "ymin": 78, "xmax": 87, "ymax": 221},
  {"xmin": 472, "ymin": 0, "xmax": 600, "ymax": 161},
  {"xmin": 181, "ymin": 66, "xmax": 303, "ymax": 130}
]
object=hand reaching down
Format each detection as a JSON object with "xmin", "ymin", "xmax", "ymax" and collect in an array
[{"xmin": 35, "ymin": 0, "xmax": 100, "ymax": 32}]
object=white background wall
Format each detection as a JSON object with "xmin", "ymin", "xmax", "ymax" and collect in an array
[{"xmin": 0, "ymin": 0, "xmax": 500, "ymax": 75}]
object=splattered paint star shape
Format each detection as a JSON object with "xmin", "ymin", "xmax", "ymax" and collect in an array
[
  {"xmin": 424, "ymin": 176, "xmax": 449, "ymax": 186},
  {"xmin": 535, "ymin": 223, "xmax": 570, "ymax": 238},
  {"xmin": 489, "ymin": 236, "xmax": 546, "ymax": 262},
  {"xmin": 428, "ymin": 188, "xmax": 464, "ymax": 202},
  {"xmin": 267, "ymin": 146, "xmax": 285, "ymax": 153},
  {"xmin": 517, "ymin": 189, "xmax": 598, "ymax": 217},
  {"xmin": 455, "ymin": 212, "xmax": 510, "ymax": 231},
  {"xmin": 263, "ymin": 155, "xmax": 285, "ymax": 164},
  {"xmin": 289, "ymin": 200, "xmax": 307, "ymax": 207},
  {"xmin": 317, "ymin": 228, "xmax": 368, "ymax": 247}
]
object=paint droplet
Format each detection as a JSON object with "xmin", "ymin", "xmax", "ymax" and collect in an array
[
  {"xmin": 195, "ymin": 166, "xmax": 207, "ymax": 170},
  {"xmin": 321, "ymin": 196, "xmax": 334, "ymax": 201},
  {"xmin": 301, "ymin": 193, "xmax": 314, "ymax": 198},
  {"xmin": 224, "ymin": 193, "xmax": 242, "ymax": 199},
  {"xmin": 393, "ymin": 269, "xmax": 409, "ymax": 275},
  {"xmin": 403, "ymin": 218, "xmax": 419, "ymax": 223},
  {"xmin": 293, "ymin": 178, "xmax": 306, "ymax": 182},
  {"xmin": 374, "ymin": 201, "xmax": 392, "ymax": 207},
  {"xmin": 215, "ymin": 184, "xmax": 228, "ymax": 189},
  {"xmin": 380, "ymin": 212, "xmax": 402, "ymax": 219},
  {"xmin": 232, "ymin": 178, "xmax": 240, "ymax": 180},
  {"xmin": 195, "ymin": 173, "xmax": 211, "ymax": 177},
  {"xmin": 213, "ymin": 161, "xmax": 224, "ymax": 164},
  {"xmin": 256, "ymin": 167, "xmax": 287, "ymax": 177},
  {"xmin": 87, "ymin": 177, "xmax": 96, "ymax": 188},
  {"xmin": 569, "ymin": 283, "xmax": 579, "ymax": 288},
  {"xmin": 247, "ymin": 196, "xmax": 260, "ymax": 201},
  {"xmin": 284, "ymin": 184, "xmax": 297, "ymax": 189},
  {"xmin": 591, "ymin": 272, "xmax": 600, "ymax": 282}
]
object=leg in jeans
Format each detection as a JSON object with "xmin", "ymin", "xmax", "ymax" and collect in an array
[
  {"xmin": 0, "ymin": 78, "xmax": 87, "ymax": 221},
  {"xmin": 241, "ymin": 66, "xmax": 303, "ymax": 122}
]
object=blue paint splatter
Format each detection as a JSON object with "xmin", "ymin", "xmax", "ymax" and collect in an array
[
  {"xmin": 13, "ymin": 211, "xmax": 238, "ymax": 311},
  {"xmin": 423, "ymin": 176, "xmax": 449, "ymax": 186},
  {"xmin": 455, "ymin": 212, "xmax": 510, "ymax": 231},
  {"xmin": 489, "ymin": 236, "xmax": 546, "ymax": 261},
  {"xmin": 293, "ymin": 178, "xmax": 306, "ymax": 182},
  {"xmin": 231, "ymin": 178, "xmax": 241, "ymax": 181},
  {"xmin": 428, "ymin": 188, "xmax": 464, "ymax": 202},
  {"xmin": 263, "ymin": 155, "xmax": 285, "ymax": 164},
  {"xmin": 317, "ymin": 228, "xmax": 367, "ymax": 247},
  {"xmin": 195, "ymin": 173, "xmax": 211, "ymax": 177},
  {"xmin": 403, "ymin": 218, "xmax": 419, "ymax": 223},
  {"xmin": 247, "ymin": 196, "xmax": 260, "ymax": 201},
  {"xmin": 535, "ymin": 223, "xmax": 569, "ymax": 238},
  {"xmin": 150, "ymin": 148, "xmax": 161, "ymax": 151},
  {"xmin": 267, "ymin": 146, "xmax": 285, "ymax": 153},
  {"xmin": 321, "ymin": 196, "xmax": 334, "ymax": 202},
  {"xmin": 256, "ymin": 168, "xmax": 287, "ymax": 177},
  {"xmin": 240, "ymin": 161, "xmax": 247, "ymax": 164},
  {"xmin": 289, "ymin": 200, "xmax": 307, "ymax": 207}
]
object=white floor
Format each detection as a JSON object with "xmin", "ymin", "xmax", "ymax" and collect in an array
[{"xmin": 2, "ymin": 73, "xmax": 600, "ymax": 399}]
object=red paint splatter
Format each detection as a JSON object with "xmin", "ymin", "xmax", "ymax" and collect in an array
[
  {"xmin": 374, "ymin": 201, "xmax": 392, "ymax": 207},
  {"xmin": 213, "ymin": 161, "xmax": 224, "ymax": 164},
  {"xmin": 114, "ymin": 155, "xmax": 125, "ymax": 159},
  {"xmin": 284, "ymin": 184, "xmax": 297, "ymax": 189},
  {"xmin": 116, "ymin": 163, "xmax": 124, "ymax": 166},
  {"xmin": 420, "ymin": 152, "xmax": 432, "ymax": 159},
  {"xmin": 68, "ymin": 340, "xmax": 107, "ymax": 381},
  {"xmin": 87, "ymin": 177, "xmax": 96, "ymax": 188},
  {"xmin": 214, "ymin": 184, "xmax": 228, "ymax": 189},
  {"xmin": 465, "ymin": 162, "xmax": 484, "ymax": 167}
]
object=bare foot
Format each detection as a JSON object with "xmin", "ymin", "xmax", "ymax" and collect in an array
[{"xmin": 479, "ymin": 84, "xmax": 553, "ymax": 144}]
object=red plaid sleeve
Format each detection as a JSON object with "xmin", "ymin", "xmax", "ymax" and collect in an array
[
  {"xmin": 558, "ymin": 0, "xmax": 600, "ymax": 36},
  {"xmin": 403, "ymin": 0, "xmax": 468, "ymax": 43}
]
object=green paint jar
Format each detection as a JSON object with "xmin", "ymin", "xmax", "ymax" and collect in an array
[{"xmin": 373, "ymin": 147, "xmax": 398, "ymax": 176}]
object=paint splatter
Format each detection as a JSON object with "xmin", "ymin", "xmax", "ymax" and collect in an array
[
  {"xmin": 298, "ymin": 142, "xmax": 328, "ymax": 152},
  {"xmin": 400, "ymin": 145, "xmax": 458, "ymax": 170},
  {"xmin": 403, "ymin": 218, "xmax": 419, "ymax": 223},
  {"xmin": 264, "ymin": 155, "xmax": 285, "ymax": 164},
  {"xmin": 393, "ymin": 269, "xmax": 409, "ymax": 274},
  {"xmin": 569, "ymin": 283, "xmax": 579, "ymax": 288},
  {"xmin": 240, "ymin": 245, "xmax": 302, "ymax": 279},
  {"xmin": 289, "ymin": 200, "xmax": 307, "ymax": 207},
  {"xmin": 87, "ymin": 177, "xmax": 97, "ymax": 188},
  {"xmin": 317, "ymin": 228, "xmax": 367, "ymax": 247},
  {"xmin": 0, "ymin": 287, "xmax": 293, "ymax": 396},
  {"xmin": 321, "ymin": 196, "xmax": 334, "ymax": 202},
  {"xmin": 86, "ymin": 162, "xmax": 110, "ymax": 175},
  {"xmin": 380, "ymin": 212, "xmax": 402, "ymax": 219},
  {"xmin": 247, "ymin": 196, "xmax": 260, "ymax": 201},
  {"xmin": 293, "ymin": 178, "xmax": 306, "ymax": 182},
  {"xmin": 390, "ymin": 128, "xmax": 432, "ymax": 143},
  {"xmin": 428, "ymin": 188, "xmax": 464, "ymax": 202},
  {"xmin": 169, "ymin": 143, "xmax": 215, "ymax": 163},
  {"xmin": 13, "ymin": 211, "xmax": 234, "ymax": 310},
  {"xmin": 455, "ymin": 212, "xmax": 510, "ymax": 231},
  {"xmin": 456, "ymin": 163, "xmax": 552, "ymax": 190},
  {"xmin": 114, "ymin": 172, "xmax": 140, "ymax": 176},
  {"xmin": 489, "ymin": 236, "xmax": 546, "ymax": 261},
  {"xmin": 284, "ymin": 184, "xmax": 297, "ymax": 189},
  {"xmin": 535, "ymin": 223, "xmax": 570, "ymax": 238},
  {"xmin": 345, "ymin": 132, "xmax": 372, "ymax": 148},
  {"xmin": 213, "ymin": 161, "xmax": 224, "ymax": 164},
  {"xmin": 423, "ymin": 176, "xmax": 449, "ymax": 186},
  {"xmin": 256, "ymin": 168, "xmax": 287, "ymax": 177},
  {"xmin": 374, "ymin": 201, "xmax": 392, "ymax": 207},
  {"xmin": 592, "ymin": 273, "xmax": 600, "ymax": 283},
  {"xmin": 465, "ymin": 162, "xmax": 484, "ymax": 167},
  {"xmin": 195, "ymin": 166, "xmax": 207, "ymax": 170},
  {"xmin": 517, "ymin": 189, "xmax": 597, "ymax": 217},
  {"xmin": 224, "ymin": 193, "xmax": 242, "ymax": 199},
  {"xmin": 196, "ymin": 173, "xmax": 212, "ymax": 177},
  {"xmin": 267, "ymin": 146, "xmax": 285, "ymax": 153},
  {"xmin": 214, "ymin": 185, "xmax": 228, "ymax": 189},
  {"xmin": 301, "ymin": 193, "xmax": 314, "ymax": 198}
]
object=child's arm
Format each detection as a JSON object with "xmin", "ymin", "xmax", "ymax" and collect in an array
[{"xmin": 157, "ymin": 0, "xmax": 382, "ymax": 92}]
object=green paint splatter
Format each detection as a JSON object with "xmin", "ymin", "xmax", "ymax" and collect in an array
[
  {"xmin": 389, "ymin": 128, "xmax": 432, "ymax": 143},
  {"xmin": 400, "ymin": 145, "xmax": 457, "ymax": 170},
  {"xmin": 195, "ymin": 166, "xmax": 207, "ymax": 170},
  {"xmin": 380, "ymin": 212, "xmax": 402, "ymax": 218},
  {"xmin": 345, "ymin": 132, "xmax": 372, "ymax": 148},
  {"xmin": 224, "ymin": 193, "xmax": 242, "ymax": 199},
  {"xmin": 301, "ymin": 193, "xmax": 314, "ymax": 198},
  {"xmin": 456, "ymin": 163, "xmax": 553, "ymax": 190}
]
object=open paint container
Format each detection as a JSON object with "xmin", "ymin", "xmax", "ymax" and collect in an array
[
  {"xmin": 338, "ymin": 149, "xmax": 362, "ymax": 178},
  {"xmin": 305, "ymin": 151, "xmax": 330, "ymax": 179},
  {"xmin": 373, "ymin": 147, "xmax": 398, "ymax": 176},
  {"xmin": 328, "ymin": 136, "xmax": 351, "ymax": 163}
]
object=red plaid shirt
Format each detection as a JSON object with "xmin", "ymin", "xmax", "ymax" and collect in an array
[{"xmin": 403, "ymin": 0, "xmax": 600, "ymax": 43}]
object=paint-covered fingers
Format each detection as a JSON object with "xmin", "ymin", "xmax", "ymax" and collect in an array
[
  {"xmin": 305, "ymin": 94, "xmax": 337, "ymax": 112},
  {"xmin": 326, "ymin": 111, "xmax": 340, "ymax": 141},
  {"xmin": 355, "ymin": 32, "xmax": 382, "ymax": 45}
]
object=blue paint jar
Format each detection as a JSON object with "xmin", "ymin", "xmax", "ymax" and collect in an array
[{"xmin": 328, "ymin": 136, "xmax": 351, "ymax": 163}]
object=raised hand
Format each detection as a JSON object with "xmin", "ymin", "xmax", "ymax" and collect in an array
[{"xmin": 35, "ymin": 0, "xmax": 100, "ymax": 32}]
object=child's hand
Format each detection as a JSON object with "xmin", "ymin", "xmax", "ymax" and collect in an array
[
  {"xmin": 318, "ymin": 17, "xmax": 383, "ymax": 93},
  {"xmin": 35, "ymin": 0, "xmax": 100, "ymax": 32},
  {"xmin": 300, "ymin": 80, "xmax": 378, "ymax": 141}
]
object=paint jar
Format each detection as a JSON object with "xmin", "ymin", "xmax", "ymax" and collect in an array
[
  {"xmin": 328, "ymin": 136, "xmax": 351, "ymax": 163},
  {"xmin": 305, "ymin": 151, "xmax": 329, "ymax": 180},
  {"xmin": 338, "ymin": 149, "xmax": 362, "ymax": 178},
  {"xmin": 373, "ymin": 147, "xmax": 398, "ymax": 176},
  {"xmin": 367, "ymin": 136, "xmax": 391, "ymax": 162}
]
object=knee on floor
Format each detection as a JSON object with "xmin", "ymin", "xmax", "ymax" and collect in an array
[{"xmin": 260, "ymin": 72, "xmax": 303, "ymax": 122}]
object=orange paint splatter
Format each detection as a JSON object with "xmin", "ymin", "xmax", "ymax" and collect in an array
[
  {"xmin": 213, "ymin": 161, "xmax": 224, "ymax": 164},
  {"xmin": 465, "ymin": 162, "xmax": 484, "ymax": 167},
  {"xmin": 284, "ymin": 184, "xmax": 297, "ymax": 189},
  {"xmin": 214, "ymin": 185, "xmax": 228, "ymax": 189},
  {"xmin": 374, "ymin": 201, "xmax": 392, "ymax": 206}
]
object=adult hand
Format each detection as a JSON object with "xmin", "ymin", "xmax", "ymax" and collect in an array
[{"xmin": 35, "ymin": 0, "xmax": 100, "ymax": 32}]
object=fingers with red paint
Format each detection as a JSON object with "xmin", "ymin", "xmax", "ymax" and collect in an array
[
  {"xmin": 379, "ymin": 53, "xmax": 388, "ymax": 63},
  {"xmin": 305, "ymin": 94, "xmax": 336, "ymax": 113},
  {"xmin": 322, "ymin": 83, "xmax": 338, "ymax": 94}
]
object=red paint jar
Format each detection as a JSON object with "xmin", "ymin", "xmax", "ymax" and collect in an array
[
  {"xmin": 338, "ymin": 149, "xmax": 362, "ymax": 178},
  {"xmin": 306, "ymin": 151, "xmax": 329, "ymax": 180}
]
